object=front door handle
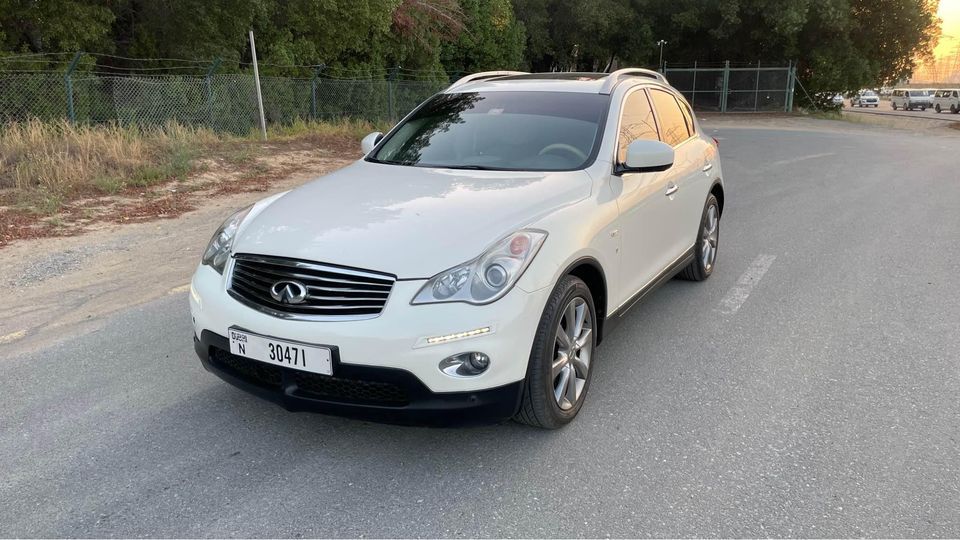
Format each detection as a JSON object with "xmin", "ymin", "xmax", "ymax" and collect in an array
[
  {"xmin": 665, "ymin": 183, "xmax": 679, "ymax": 197},
  {"xmin": 702, "ymin": 163, "xmax": 713, "ymax": 172}
]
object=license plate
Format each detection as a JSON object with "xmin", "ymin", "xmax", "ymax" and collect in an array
[{"xmin": 228, "ymin": 328, "xmax": 332, "ymax": 376}]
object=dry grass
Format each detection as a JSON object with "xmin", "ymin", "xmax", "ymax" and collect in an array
[
  {"xmin": 0, "ymin": 120, "xmax": 213, "ymax": 211},
  {"xmin": 0, "ymin": 118, "xmax": 387, "ymax": 215}
]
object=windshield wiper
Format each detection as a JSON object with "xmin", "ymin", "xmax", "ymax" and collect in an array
[{"xmin": 438, "ymin": 164, "xmax": 499, "ymax": 170}]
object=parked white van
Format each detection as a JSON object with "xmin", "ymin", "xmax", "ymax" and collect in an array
[
  {"xmin": 890, "ymin": 88, "xmax": 932, "ymax": 111},
  {"xmin": 933, "ymin": 89, "xmax": 960, "ymax": 114}
]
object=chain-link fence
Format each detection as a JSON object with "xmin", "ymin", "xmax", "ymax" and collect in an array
[
  {"xmin": 0, "ymin": 71, "xmax": 448, "ymax": 133},
  {"xmin": 663, "ymin": 62, "xmax": 796, "ymax": 112},
  {"xmin": 0, "ymin": 61, "xmax": 798, "ymax": 131}
]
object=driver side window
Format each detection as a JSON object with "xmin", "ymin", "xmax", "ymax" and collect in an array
[{"xmin": 617, "ymin": 90, "xmax": 659, "ymax": 163}]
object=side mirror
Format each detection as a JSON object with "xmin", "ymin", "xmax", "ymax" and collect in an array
[
  {"xmin": 618, "ymin": 139, "xmax": 674, "ymax": 174},
  {"xmin": 361, "ymin": 132, "xmax": 384, "ymax": 155}
]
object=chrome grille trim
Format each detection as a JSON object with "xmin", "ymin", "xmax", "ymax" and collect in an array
[{"xmin": 228, "ymin": 254, "xmax": 396, "ymax": 321}]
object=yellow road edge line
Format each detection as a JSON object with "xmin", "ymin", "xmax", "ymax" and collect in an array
[
  {"xmin": 0, "ymin": 330, "xmax": 27, "ymax": 345},
  {"xmin": 168, "ymin": 283, "xmax": 191, "ymax": 295}
]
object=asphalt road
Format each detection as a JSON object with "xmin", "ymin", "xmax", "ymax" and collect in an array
[{"xmin": 2, "ymin": 123, "xmax": 960, "ymax": 537}]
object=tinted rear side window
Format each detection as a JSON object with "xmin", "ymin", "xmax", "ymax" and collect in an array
[
  {"xmin": 678, "ymin": 98, "xmax": 696, "ymax": 136},
  {"xmin": 649, "ymin": 89, "xmax": 691, "ymax": 147}
]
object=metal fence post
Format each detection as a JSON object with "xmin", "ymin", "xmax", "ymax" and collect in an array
[
  {"xmin": 721, "ymin": 60, "xmax": 730, "ymax": 113},
  {"xmin": 310, "ymin": 64, "xmax": 326, "ymax": 120},
  {"xmin": 753, "ymin": 60, "xmax": 761, "ymax": 111},
  {"xmin": 387, "ymin": 66, "xmax": 399, "ymax": 122},
  {"xmin": 691, "ymin": 60, "xmax": 697, "ymax": 107},
  {"xmin": 248, "ymin": 30, "xmax": 267, "ymax": 140},
  {"xmin": 205, "ymin": 57, "xmax": 222, "ymax": 127},
  {"xmin": 785, "ymin": 60, "xmax": 796, "ymax": 112},
  {"xmin": 64, "ymin": 52, "xmax": 82, "ymax": 123}
]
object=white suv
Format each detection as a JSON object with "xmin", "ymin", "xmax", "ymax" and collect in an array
[
  {"xmin": 933, "ymin": 89, "xmax": 960, "ymax": 114},
  {"xmin": 190, "ymin": 69, "xmax": 725, "ymax": 428},
  {"xmin": 851, "ymin": 89, "xmax": 880, "ymax": 107}
]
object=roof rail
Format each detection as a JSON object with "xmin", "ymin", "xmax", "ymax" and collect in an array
[
  {"xmin": 599, "ymin": 68, "xmax": 669, "ymax": 94},
  {"xmin": 447, "ymin": 71, "xmax": 528, "ymax": 91}
]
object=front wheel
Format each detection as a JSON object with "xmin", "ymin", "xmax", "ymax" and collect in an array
[
  {"xmin": 515, "ymin": 276, "xmax": 597, "ymax": 429},
  {"xmin": 892, "ymin": 102, "xmax": 898, "ymax": 110},
  {"xmin": 678, "ymin": 194, "xmax": 720, "ymax": 281},
  {"xmin": 936, "ymin": 104, "xmax": 942, "ymax": 113}
]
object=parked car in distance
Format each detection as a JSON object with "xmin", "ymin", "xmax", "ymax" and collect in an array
[
  {"xmin": 831, "ymin": 93, "xmax": 845, "ymax": 107},
  {"xmin": 189, "ymin": 68, "xmax": 725, "ymax": 429},
  {"xmin": 933, "ymin": 89, "xmax": 960, "ymax": 113},
  {"xmin": 851, "ymin": 89, "xmax": 880, "ymax": 107},
  {"xmin": 891, "ymin": 88, "xmax": 932, "ymax": 111}
]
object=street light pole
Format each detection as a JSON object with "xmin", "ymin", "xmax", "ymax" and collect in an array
[{"xmin": 657, "ymin": 40, "xmax": 667, "ymax": 71}]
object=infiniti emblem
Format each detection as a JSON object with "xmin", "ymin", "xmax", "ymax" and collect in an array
[{"xmin": 269, "ymin": 280, "xmax": 308, "ymax": 304}]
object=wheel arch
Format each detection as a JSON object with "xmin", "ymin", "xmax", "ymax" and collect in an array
[
  {"xmin": 562, "ymin": 257, "xmax": 609, "ymax": 344},
  {"xmin": 710, "ymin": 181, "xmax": 725, "ymax": 217}
]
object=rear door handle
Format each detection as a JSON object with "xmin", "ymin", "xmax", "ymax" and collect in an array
[
  {"xmin": 702, "ymin": 163, "xmax": 713, "ymax": 172},
  {"xmin": 665, "ymin": 183, "xmax": 679, "ymax": 197}
]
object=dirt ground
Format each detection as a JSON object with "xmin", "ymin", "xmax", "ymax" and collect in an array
[
  {"xmin": 1, "ymin": 113, "xmax": 957, "ymax": 353},
  {"xmin": 0, "ymin": 139, "xmax": 357, "ymax": 352}
]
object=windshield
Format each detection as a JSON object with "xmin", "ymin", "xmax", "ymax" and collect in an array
[
  {"xmin": 370, "ymin": 91, "xmax": 609, "ymax": 171},
  {"xmin": 862, "ymin": 90, "xmax": 877, "ymax": 96}
]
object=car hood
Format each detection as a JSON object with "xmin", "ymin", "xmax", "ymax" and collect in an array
[{"xmin": 232, "ymin": 160, "xmax": 592, "ymax": 278}]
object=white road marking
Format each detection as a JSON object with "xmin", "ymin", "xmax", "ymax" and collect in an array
[
  {"xmin": 718, "ymin": 254, "xmax": 777, "ymax": 315},
  {"xmin": 768, "ymin": 152, "xmax": 835, "ymax": 167}
]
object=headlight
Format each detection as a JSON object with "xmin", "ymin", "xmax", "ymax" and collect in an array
[
  {"xmin": 411, "ymin": 229, "xmax": 547, "ymax": 305},
  {"xmin": 201, "ymin": 205, "xmax": 252, "ymax": 274}
]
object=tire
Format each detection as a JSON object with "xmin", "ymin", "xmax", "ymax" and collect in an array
[
  {"xmin": 892, "ymin": 102, "xmax": 897, "ymax": 110},
  {"xmin": 951, "ymin": 105, "xmax": 958, "ymax": 114},
  {"xmin": 677, "ymin": 194, "xmax": 720, "ymax": 282},
  {"xmin": 936, "ymin": 104, "xmax": 941, "ymax": 113},
  {"xmin": 515, "ymin": 275, "xmax": 597, "ymax": 429},
  {"xmin": 920, "ymin": 106, "xmax": 926, "ymax": 111}
]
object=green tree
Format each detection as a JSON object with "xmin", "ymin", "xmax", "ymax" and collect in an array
[
  {"xmin": 0, "ymin": 0, "xmax": 114, "ymax": 55},
  {"xmin": 440, "ymin": 0, "xmax": 525, "ymax": 73}
]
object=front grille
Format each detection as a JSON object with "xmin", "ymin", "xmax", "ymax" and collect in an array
[
  {"xmin": 210, "ymin": 348, "xmax": 409, "ymax": 406},
  {"xmin": 229, "ymin": 254, "xmax": 395, "ymax": 320}
]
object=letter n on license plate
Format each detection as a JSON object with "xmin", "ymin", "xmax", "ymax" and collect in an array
[{"xmin": 228, "ymin": 328, "xmax": 332, "ymax": 376}]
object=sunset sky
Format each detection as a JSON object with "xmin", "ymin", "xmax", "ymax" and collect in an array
[
  {"xmin": 934, "ymin": 0, "xmax": 960, "ymax": 57},
  {"xmin": 914, "ymin": 0, "xmax": 960, "ymax": 82}
]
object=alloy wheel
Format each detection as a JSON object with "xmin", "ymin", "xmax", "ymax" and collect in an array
[
  {"xmin": 702, "ymin": 204, "xmax": 719, "ymax": 272},
  {"xmin": 552, "ymin": 296, "xmax": 592, "ymax": 410}
]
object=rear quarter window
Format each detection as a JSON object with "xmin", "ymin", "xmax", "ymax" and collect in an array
[{"xmin": 649, "ymin": 89, "xmax": 692, "ymax": 147}]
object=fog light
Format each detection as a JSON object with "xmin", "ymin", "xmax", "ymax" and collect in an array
[
  {"xmin": 468, "ymin": 352, "xmax": 489, "ymax": 371},
  {"xmin": 439, "ymin": 352, "xmax": 491, "ymax": 377}
]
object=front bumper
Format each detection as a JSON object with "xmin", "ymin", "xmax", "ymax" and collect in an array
[
  {"xmin": 194, "ymin": 331, "xmax": 523, "ymax": 426},
  {"xmin": 189, "ymin": 262, "xmax": 551, "ymax": 424}
]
